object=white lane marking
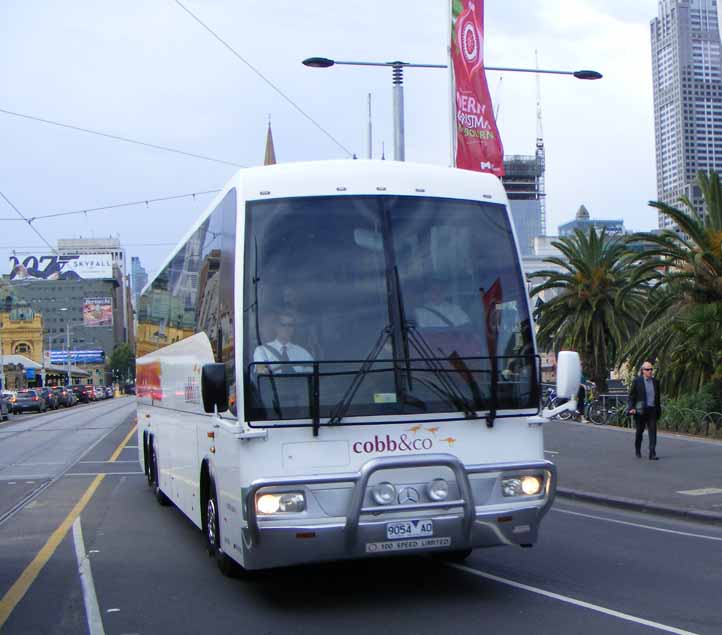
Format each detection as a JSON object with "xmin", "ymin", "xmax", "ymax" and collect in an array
[
  {"xmin": 544, "ymin": 450, "xmax": 559, "ymax": 455},
  {"xmin": 72, "ymin": 518, "xmax": 105, "ymax": 635},
  {"xmin": 677, "ymin": 488, "xmax": 722, "ymax": 496},
  {"xmin": 553, "ymin": 507, "xmax": 722, "ymax": 542},
  {"xmin": 447, "ymin": 562, "xmax": 702, "ymax": 635},
  {"xmin": 78, "ymin": 461, "xmax": 138, "ymax": 464}
]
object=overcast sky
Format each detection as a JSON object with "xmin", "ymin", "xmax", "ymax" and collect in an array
[{"xmin": 1, "ymin": 1, "xmax": 675, "ymax": 278}]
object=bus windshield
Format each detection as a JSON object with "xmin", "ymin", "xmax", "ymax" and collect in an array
[{"xmin": 243, "ymin": 195, "xmax": 536, "ymax": 426}]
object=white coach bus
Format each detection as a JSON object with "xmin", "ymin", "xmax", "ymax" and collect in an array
[{"xmin": 136, "ymin": 160, "xmax": 579, "ymax": 575}]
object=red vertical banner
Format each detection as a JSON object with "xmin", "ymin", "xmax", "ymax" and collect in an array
[{"xmin": 451, "ymin": 0, "xmax": 505, "ymax": 175}]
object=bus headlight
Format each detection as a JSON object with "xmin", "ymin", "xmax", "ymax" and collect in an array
[
  {"xmin": 427, "ymin": 478, "xmax": 449, "ymax": 501},
  {"xmin": 256, "ymin": 492, "xmax": 306, "ymax": 514},
  {"xmin": 372, "ymin": 482, "xmax": 397, "ymax": 505},
  {"xmin": 501, "ymin": 475, "xmax": 543, "ymax": 497}
]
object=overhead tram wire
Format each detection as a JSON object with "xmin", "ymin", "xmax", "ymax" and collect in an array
[
  {"xmin": 173, "ymin": 0, "xmax": 354, "ymax": 157},
  {"xmin": 0, "ymin": 189, "xmax": 221, "ymax": 222},
  {"xmin": 0, "ymin": 108, "xmax": 245, "ymax": 168},
  {"xmin": 0, "ymin": 191, "xmax": 58, "ymax": 254}
]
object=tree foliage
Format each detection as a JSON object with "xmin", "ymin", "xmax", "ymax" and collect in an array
[
  {"xmin": 108, "ymin": 343, "xmax": 135, "ymax": 383},
  {"xmin": 625, "ymin": 171, "xmax": 722, "ymax": 397},
  {"xmin": 530, "ymin": 227, "xmax": 647, "ymax": 392}
]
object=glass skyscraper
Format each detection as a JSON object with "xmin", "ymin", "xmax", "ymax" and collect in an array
[
  {"xmin": 651, "ymin": 0, "xmax": 722, "ymax": 229},
  {"xmin": 131, "ymin": 256, "xmax": 148, "ymax": 308}
]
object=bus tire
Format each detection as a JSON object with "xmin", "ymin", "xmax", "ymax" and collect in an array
[
  {"xmin": 145, "ymin": 436, "xmax": 154, "ymax": 487},
  {"xmin": 205, "ymin": 481, "xmax": 240, "ymax": 578},
  {"xmin": 150, "ymin": 443, "xmax": 170, "ymax": 506}
]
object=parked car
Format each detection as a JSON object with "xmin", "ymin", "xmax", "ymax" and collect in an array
[
  {"xmin": 38, "ymin": 388, "xmax": 59, "ymax": 410},
  {"xmin": 95, "ymin": 385, "xmax": 106, "ymax": 400},
  {"xmin": 105, "ymin": 386, "xmax": 114, "ymax": 399},
  {"xmin": 52, "ymin": 386, "xmax": 75, "ymax": 407},
  {"xmin": 71, "ymin": 385, "xmax": 90, "ymax": 403},
  {"xmin": 12, "ymin": 389, "xmax": 47, "ymax": 413},
  {"xmin": 67, "ymin": 389, "xmax": 78, "ymax": 406},
  {"xmin": 85, "ymin": 385, "xmax": 98, "ymax": 401}
]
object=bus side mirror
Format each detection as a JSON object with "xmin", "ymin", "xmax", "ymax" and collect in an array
[
  {"xmin": 556, "ymin": 351, "xmax": 581, "ymax": 399},
  {"xmin": 202, "ymin": 363, "xmax": 228, "ymax": 414}
]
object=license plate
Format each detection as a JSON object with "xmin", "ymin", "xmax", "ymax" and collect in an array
[{"xmin": 386, "ymin": 519, "xmax": 433, "ymax": 540}]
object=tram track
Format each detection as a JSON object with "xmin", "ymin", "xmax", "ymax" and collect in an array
[
  {"xmin": 0, "ymin": 399, "xmax": 131, "ymax": 445},
  {"xmin": 0, "ymin": 400, "xmax": 136, "ymax": 528}
]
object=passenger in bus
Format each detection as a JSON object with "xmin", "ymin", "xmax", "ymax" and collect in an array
[
  {"xmin": 253, "ymin": 311, "xmax": 313, "ymax": 374},
  {"xmin": 414, "ymin": 277, "xmax": 471, "ymax": 328}
]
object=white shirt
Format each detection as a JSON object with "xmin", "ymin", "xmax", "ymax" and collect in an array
[
  {"xmin": 415, "ymin": 302, "xmax": 471, "ymax": 328},
  {"xmin": 253, "ymin": 339, "xmax": 313, "ymax": 373}
]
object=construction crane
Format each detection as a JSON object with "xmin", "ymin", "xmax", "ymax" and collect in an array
[{"xmin": 535, "ymin": 50, "xmax": 547, "ymax": 236}]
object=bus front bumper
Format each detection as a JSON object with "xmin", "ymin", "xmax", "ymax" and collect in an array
[{"xmin": 240, "ymin": 455, "xmax": 556, "ymax": 570}]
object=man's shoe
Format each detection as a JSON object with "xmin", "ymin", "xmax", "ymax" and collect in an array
[
  {"xmin": 635, "ymin": 452, "xmax": 641, "ymax": 458},
  {"xmin": 649, "ymin": 455, "xmax": 659, "ymax": 460}
]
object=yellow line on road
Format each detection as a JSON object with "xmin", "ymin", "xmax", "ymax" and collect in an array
[{"xmin": 0, "ymin": 421, "xmax": 138, "ymax": 628}]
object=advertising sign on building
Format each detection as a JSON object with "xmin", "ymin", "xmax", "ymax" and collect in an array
[
  {"xmin": 49, "ymin": 350, "xmax": 105, "ymax": 364},
  {"xmin": 8, "ymin": 254, "xmax": 114, "ymax": 281},
  {"xmin": 83, "ymin": 297, "xmax": 113, "ymax": 327}
]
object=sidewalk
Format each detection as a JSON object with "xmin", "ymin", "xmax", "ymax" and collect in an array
[{"xmin": 543, "ymin": 419, "xmax": 722, "ymax": 524}]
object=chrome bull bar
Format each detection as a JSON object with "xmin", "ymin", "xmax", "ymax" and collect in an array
[{"xmin": 244, "ymin": 455, "xmax": 557, "ymax": 547}]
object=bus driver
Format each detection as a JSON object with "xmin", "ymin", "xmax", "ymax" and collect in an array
[{"xmin": 253, "ymin": 311, "xmax": 313, "ymax": 374}]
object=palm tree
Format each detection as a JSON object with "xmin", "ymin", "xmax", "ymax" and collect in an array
[
  {"xmin": 632, "ymin": 171, "xmax": 722, "ymax": 304},
  {"xmin": 530, "ymin": 227, "xmax": 647, "ymax": 392},
  {"xmin": 624, "ymin": 171, "xmax": 722, "ymax": 396}
]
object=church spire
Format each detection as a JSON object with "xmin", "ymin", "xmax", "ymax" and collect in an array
[{"xmin": 264, "ymin": 116, "xmax": 276, "ymax": 165}]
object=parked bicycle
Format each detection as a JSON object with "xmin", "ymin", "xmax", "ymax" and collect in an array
[{"xmin": 586, "ymin": 393, "xmax": 629, "ymax": 426}]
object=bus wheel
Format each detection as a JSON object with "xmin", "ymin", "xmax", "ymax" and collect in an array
[
  {"xmin": 146, "ymin": 441, "xmax": 154, "ymax": 487},
  {"xmin": 150, "ymin": 445, "xmax": 170, "ymax": 506},
  {"xmin": 206, "ymin": 481, "xmax": 240, "ymax": 578}
]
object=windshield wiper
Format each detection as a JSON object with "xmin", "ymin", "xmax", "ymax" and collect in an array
[
  {"xmin": 404, "ymin": 322, "xmax": 479, "ymax": 420},
  {"xmin": 328, "ymin": 324, "xmax": 392, "ymax": 425},
  {"xmin": 389, "ymin": 266, "xmax": 474, "ymax": 414}
]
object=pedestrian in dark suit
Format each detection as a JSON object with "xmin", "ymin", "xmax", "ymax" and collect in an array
[{"xmin": 628, "ymin": 361, "xmax": 662, "ymax": 460}]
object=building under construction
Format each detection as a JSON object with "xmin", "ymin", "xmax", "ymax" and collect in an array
[{"xmin": 502, "ymin": 153, "xmax": 545, "ymax": 256}]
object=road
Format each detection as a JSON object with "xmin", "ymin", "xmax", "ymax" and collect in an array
[{"xmin": 1, "ymin": 401, "xmax": 721, "ymax": 635}]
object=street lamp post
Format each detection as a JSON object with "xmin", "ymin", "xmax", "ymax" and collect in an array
[
  {"xmin": 58, "ymin": 307, "xmax": 73, "ymax": 387},
  {"xmin": 302, "ymin": 56, "xmax": 602, "ymax": 162}
]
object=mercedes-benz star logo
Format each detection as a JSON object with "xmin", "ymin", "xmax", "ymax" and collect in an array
[{"xmin": 398, "ymin": 487, "xmax": 420, "ymax": 505}]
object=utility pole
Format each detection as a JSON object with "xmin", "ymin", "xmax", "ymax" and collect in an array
[{"xmin": 66, "ymin": 323, "xmax": 71, "ymax": 386}]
